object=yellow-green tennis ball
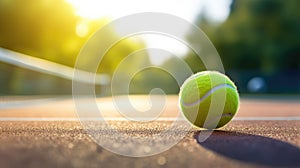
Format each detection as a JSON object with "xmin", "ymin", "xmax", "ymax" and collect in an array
[{"xmin": 179, "ymin": 71, "xmax": 239, "ymax": 129}]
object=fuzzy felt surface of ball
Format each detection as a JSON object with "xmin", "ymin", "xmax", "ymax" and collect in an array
[{"xmin": 179, "ymin": 71, "xmax": 239, "ymax": 129}]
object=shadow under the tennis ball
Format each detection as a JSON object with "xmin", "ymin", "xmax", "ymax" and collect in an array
[{"xmin": 194, "ymin": 130, "xmax": 300, "ymax": 167}]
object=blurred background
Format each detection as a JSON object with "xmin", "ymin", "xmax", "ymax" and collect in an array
[{"xmin": 0, "ymin": 0, "xmax": 299, "ymax": 95}]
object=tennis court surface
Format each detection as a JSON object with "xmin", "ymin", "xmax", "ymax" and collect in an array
[{"xmin": 0, "ymin": 96, "xmax": 299, "ymax": 168}]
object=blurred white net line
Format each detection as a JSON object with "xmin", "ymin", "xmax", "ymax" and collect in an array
[{"xmin": 0, "ymin": 47, "xmax": 110, "ymax": 86}]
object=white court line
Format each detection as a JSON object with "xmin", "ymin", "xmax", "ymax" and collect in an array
[
  {"xmin": 234, "ymin": 117, "xmax": 300, "ymax": 121},
  {"xmin": 0, "ymin": 117, "xmax": 299, "ymax": 121},
  {"xmin": 0, "ymin": 97, "xmax": 67, "ymax": 109}
]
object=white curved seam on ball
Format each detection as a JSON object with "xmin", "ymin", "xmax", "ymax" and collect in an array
[{"xmin": 181, "ymin": 84, "xmax": 236, "ymax": 107}]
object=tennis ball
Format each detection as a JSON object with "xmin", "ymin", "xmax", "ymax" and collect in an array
[{"xmin": 179, "ymin": 71, "xmax": 239, "ymax": 129}]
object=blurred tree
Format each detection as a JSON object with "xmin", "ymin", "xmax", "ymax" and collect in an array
[
  {"xmin": 98, "ymin": 38, "xmax": 147, "ymax": 76},
  {"xmin": 0, "ymin": 0, "xmax": 79, "ymax": 66},
  {"xmin": 130, "ymin": 67, "xmax": 179, "ymax": 94},
  {"xmin": 186, "ymin": 0, "xmax": 300, "ymax": 93},
  {"xmin": 0, "ymin": 0, "xmax": 148, "ymax": 94},
  {"xmin": 199, "ymin": 0, "xmax": 300, "ymax": 74}
]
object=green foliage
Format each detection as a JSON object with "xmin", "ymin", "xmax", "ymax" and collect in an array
[
  {"xmin": 0, "ymin": 0, "xmax": 79, "ymax": 66},
  {"xmin": 188, "ymin": 0, "xmax": 300, "ymax": 75},
  {"xmin": 184, "ymin": 0, "xmax": 300, "ymax": 93},
  {"xmin": 130, "ymin": 68, "xmax": 179, "ymax": 94},
  {"xmin": 0, "ymin": 0, "xmax": 147, "ymax": 94}
]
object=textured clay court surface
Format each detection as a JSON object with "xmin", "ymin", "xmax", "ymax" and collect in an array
[{"xmin": 0, "ymin": 96, "xmax": 299, "ymax": 168}]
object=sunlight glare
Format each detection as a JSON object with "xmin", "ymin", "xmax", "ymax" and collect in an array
[
  {"xmin": 142, "ymin": 34, "xmax": 189, "ymax": 65},
  {"xmin": 66, "ymin": 0, "xmax": 232, "ymax": 65},
  {"xmin": 76, "ymin": 20, "xmax": 89, "ymax": 37}
]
